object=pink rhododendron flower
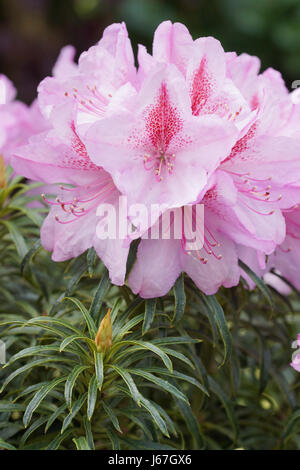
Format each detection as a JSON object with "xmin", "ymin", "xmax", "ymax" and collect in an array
[
  {"xmin": 291, "ymin": 334, "xmax": 300, "ymax": 372},
  {"xmin": 215, "ymin": 55, "xmax": 300, "ymax": 254},
  {"xmin": 12, "ymin": 125, "xmax": 129, "ymax": 286},
  {"xmin": 10, "ymin": 20, "xmax": 300, "ymax": 299},
  {"xmin": 85, "ymin": 64, "xmax": 238, "ymax": 217},
  {"xmin": 138, "ymin": 21, "xmax": 251, "ymax": 129},
  {"xmin": 263, "ymin": 272, "xmax": 292, "ymax": 296},
  {"xmin": 124, "ymin": 25, "xmax": 300, "ymax": 298},
  {"xmin": 84, "ymin": 22, "xmax": 240, "ymax": 216},
  {"xmin": 264, "ymin": 206, "xmax": 300, "ymax": 291},
  {"xmin": 0, "ymin": 75, "xmax": 47, "ymax": 163},
  {"xmin": 11, "ymin": 26, "xmax": 136, "ymax": 285},
  {"xmin": 38, "ymin": 23, "xmax": 136, "ymax": 127},
  {"xmin": 128, "ymin": 176, "xmax": 240, "ymax": 297}
]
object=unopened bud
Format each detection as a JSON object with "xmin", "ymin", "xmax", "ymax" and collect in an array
[
  {"xmin": 0, "ymin": 155, "xmax": 6, "ymax": 188},
  {"xmin": 95, "ymin": 308, "xmax": 112, "ymax": 353}
]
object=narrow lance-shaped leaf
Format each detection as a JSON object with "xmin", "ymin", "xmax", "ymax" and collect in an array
[
  {"xmin": 109, "ymin": 365, "xmax": 141, "ymax": 405},
  {"xmin": 73, "ymin": 436, "xmax": 92, "ymax": 450},
  {"xmin": 201, "ymin": 293, "xmax": 232, "ymax": 367},
  {"xmin": 23, "ymin": 376, "xmax": 66, "ymax": 428},
  {"xmin": 89, "ymin": 268, "xmax": 110, "ymax": 322},
  {"xmin": 63, "ymin": 297, "xmax": 97, "ymax": 338},
  {"xmin": 94, "ymin": 351, "xmax": 104, "ymax": 390},
  {"xmin": 172, "ymin": 273, "xmax": 186, "ymax": 324},
  {"xmin": 129, "ymin": 369, "xmax": 190, "ymax": 404},
  {"xmin": 65, "ymin": 365, "xmax": 90, "ymax": 410},
  {"xmin": 87, "ymin": 374, "xmax": 98, "ymax": 421},
  {"xmin": 61, "ymin": 393, "xmax": 88, "ymax": 433},
  {"xmin": 239, "ymin": 259, "xmax": 274, "ymax": 310},
  {"xmin": 143, "ymin": 298, "xmax": 157, "ymax": 334},
  {"xmin": 102, "ymin": 402, "xmax": 122, "ymax": 433}
]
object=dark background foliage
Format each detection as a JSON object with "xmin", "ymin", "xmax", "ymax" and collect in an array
[{"xmin": 1, "ymin": 0, "xmax": 300, "ymax": 104}]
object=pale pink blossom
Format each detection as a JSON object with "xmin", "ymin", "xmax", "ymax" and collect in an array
[
  {"xmin": 82, "ymin": 21, "xmax": 243, "ymax": 220},
  {"xmin": 128, "ymin": 33, "xmax": 300, "ymax": 298},
  {"xmin": 11, "ymin": 21, "xmax": 300, "ymax": 299},
  {"xmin": 0, "ymin": 76, "xmax": 47, "ymax": 163},
  {"xmin": 128, "ymin": 180, "xmax": 240, "ymax": 297},
  {"xmin": 265, "ymin": 206, "xmax": 300, "ymax": 291},
  {"xmin": 11, "ymin": 26, "xmax": 135, "ymax": 285}
]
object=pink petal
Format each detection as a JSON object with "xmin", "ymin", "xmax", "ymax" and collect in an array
[
  {"xmin": 180, "ymin": 231, "xmax": 240, "ymax": 294},
  {"xmin": 186, "ymin": 36, "xmax": 226, "ymax": 116},
  {"xmin": 128, "ymin": 238, "xmax": 182, "ymax": 298},
  {"xmin": 152, "ymin": 21, "xmax": 193, "ymax": 75}
]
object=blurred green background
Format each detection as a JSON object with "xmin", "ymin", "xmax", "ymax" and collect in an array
[{"xmin": 1, "ymin": 0, "xmax": 300, "ymax": 103}]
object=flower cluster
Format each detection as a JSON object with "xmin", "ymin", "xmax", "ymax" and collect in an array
[
  {"xmin": 4, "ymin": 21, "xmax": 300, "ymax": 299},
  {"xmin": 0, "ymin": 74, "xmax": 46, "ymax": 164}
]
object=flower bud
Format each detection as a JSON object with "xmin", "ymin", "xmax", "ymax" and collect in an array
[
  {"xmin": 95, "ymin": 308, "xmax": 112, "ymax": 353},
  {"xmin": 0, "ymin": 156, "xmax": 6, "ymax": 188}
]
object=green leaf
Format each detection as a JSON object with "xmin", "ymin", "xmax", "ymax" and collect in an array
[
  {"xmin": 23, "ymin": 376, "xmax": 66, "ymax": 428},
  {"xmin": 89, "ymin": 268, "xmax": 110, "ymax": 322},
  {"xmin": 239, "ymin": 259, "xmax": 274, "ymax": 310},
  {"xmin": 61, "ymin": 393, "xmax": 87, "ymax": 433},
  {"xmin": 94, "ymin": 351, "xmax": 104, "ymax": 390},
  {"xmin": 65, "ymin": 365, "xmax": 90, "ymax": 410},
  {"xmin": 21, "ymin": 239, "xmax": 41, "ymax": 275},
  {"xmin": 118, "ymin": 340, "xmax": 173, "ymax": 372},
  {"xmin": 0, "ymin": 357, "xmax": 67, "ymax": 393},
  {"xmin": 160, "ymin": 346, "xmax": 195, "ymax": 370},
  {"xmin": 140, "ymin": 367, "xmax": 209, "ymax": 396},
  {"xmin": 139, "ymin": 397, "xmax": 169, "ymax": 437},
  {"xmin": 110, "ymin": 297, "xmax": 123, "ymax": 323},
  {"xmin": 20, "ymin": 416, "xmax": 49, "ymax": 447},
  {"xmin": 118, "ymin": 411, "xmax": 155, "ymax": 440},
  {"xmin": 87, "ymin": 247, "xmax": 97, "ymax": 276},
  {"xmin": 152, "ymin": 336, "xmax": 200, "ymax": 345},
  {"xmin": 102, "ymin": 402, "xmax": 122, "ymax": 433},
  {"xmin": 200, "ymin": 294, "xmax": 232, "ymax": 367},
  {"xmin": 1, "ymin": 220, "xmax": 28, "ymax": 258},
  {"xmin": 280, "ymin": 409, "xmax": 300, "ymax": 447},
  {"xmin": 258, "ymin": 336, "xmax": 271, "ymax": 394},
  {"xmin": 63, "ymin": 297, "xmax": 97, "ymax": 338},
  {"xmin": 46, "ymin": 429, "xmax": 73, "ymax": 450},
  {"xmin": 142, "ymin": 298, "xmax": 157, "ymax": 334},
  {"xmin": 87, "ymin": 374, "xmax": 98, "ymax": 421},
  {"xmin": 110, "ymin": 366, "xmax": 141, "ymax": 405},
  {"xmin": 26, "ymin": 316, "xmax": 82, "ymax": 336},
  {"xmin": 113, "ymin": 313, "xmax": 144, "ymax": 341},
  {"xmin": 65, "ymin": 261, "xmax": 88, "ymax": 296},
  {"xmin": 129, "ymin": 369, "xmax": 189, "ymax": 404},
  {"xmin": 117, "ymin": 297, "xmax": 144, "ymax": 325},
  {"xmin": 73, "ymin": 436, "xmax": 91, "ymax": 450},
  {"xmin": 208, "ymin": 377, "xmax": 239, "ymax": 442},
  {"xmin": 173, "ymin": 273, "xmax": 186, "ymax": 324},
  {"xmin": 4, "ymin": 345, "xmax": 61, "ymax": 368},
  {"xmin": 60, "ymin": 335, "xmax": 96, "ymax": 353},
  {"xmin": 174, "ymin": 397, "xmax": 204, "ymax": 449},
  {"xmin": 9, "ymin": 204, "xmax": 43, "ymax": 227},
  {"xmin": 45, "ymin": 404, "xmax": 67, "ymax": 433},
  {"xmin": 0, "ymin": 438, "xmax": 17, "ymax": 450},
  {"xmin": 83, "ymin": 416, "xmax": 95, "ymax": 449},
  {"xmin": 0, "ymin": 403, "xmax": 25, "ymax": 412},
  {"xmin": 105, "ymin": 428, "xmax": 121, "ymax": 450}
]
